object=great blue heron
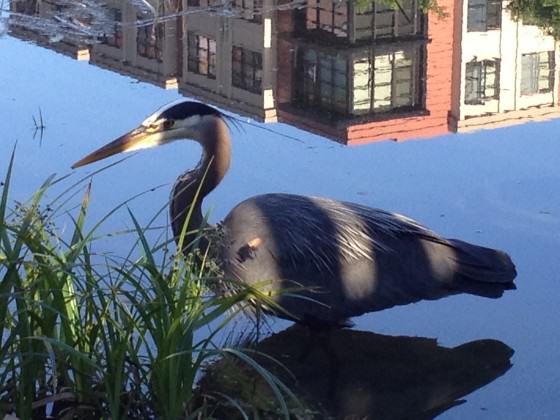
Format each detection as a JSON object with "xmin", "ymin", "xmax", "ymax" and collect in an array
[{"xmin": 72, "ymin": 100, "xmax": 517, "ymax": 326}]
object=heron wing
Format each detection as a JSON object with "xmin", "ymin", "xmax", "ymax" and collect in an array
[
  {"xmin": 219, "ymin": 193, "xmax": 514, "ymax": 323},
  {"xmin": 221, "ymin": 193, "xmax": 446, "ymax": 276}
]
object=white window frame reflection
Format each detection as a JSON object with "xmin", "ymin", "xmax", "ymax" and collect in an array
[{"xmin": 521, "ymin": 52, "xmax": 555, "ymax": 96}]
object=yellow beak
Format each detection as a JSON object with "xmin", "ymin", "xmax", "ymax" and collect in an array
[{"xmin": 72, "ymin": 127, "xmax": 160, "ymax": 169}]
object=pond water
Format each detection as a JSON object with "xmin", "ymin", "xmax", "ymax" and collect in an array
[{"xmin": 1, "ymin": 0, "xmax": 560, "ymax": 418}]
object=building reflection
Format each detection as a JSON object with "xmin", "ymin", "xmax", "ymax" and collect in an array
[
  {"xmin": 8, "ymin": 0, "xmax": 91, "ymax": 60},
  {"xmin": 179, "ymin": 0, "xmax": 277, "ymax": 120},
  {"xmin": 449, "ymin": 0, "xmax": 560, "ymax": 132},
  {"xmin": 8, "ymin": 0, "xmax": 560, "ymax": 144},
  {"xmin": 89, "ymin": 0, "xmax": 179, "ymax": 88},
  {"xmin": 277, "ymin": 0, "xmax": 442, "ymax": 143}
]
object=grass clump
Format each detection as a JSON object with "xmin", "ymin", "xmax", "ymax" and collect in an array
[{"xmin": 0, "ymin": 150, "xmax": 295, "ymax": 419}]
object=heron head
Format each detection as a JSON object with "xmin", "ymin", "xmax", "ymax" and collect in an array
[{"xmin": 72, "ymin": 100, "xmax": 224, "ymax": 169}]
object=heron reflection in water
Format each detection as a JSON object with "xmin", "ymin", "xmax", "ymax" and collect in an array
[
  {"xmin": 72, "ymin": 100, "xmax": 517, "ymax": 326},
  {"xmin": 196, "ymin": 325, "xmax": 514, "ymax": 418}
]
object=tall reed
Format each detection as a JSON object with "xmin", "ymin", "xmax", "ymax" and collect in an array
[{"xmin": 0, "ymin": 150, "xmax": 294, "ymax": 419}]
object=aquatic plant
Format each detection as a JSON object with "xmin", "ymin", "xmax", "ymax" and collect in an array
[{"xmin": 0, "ymin": 149, "xmax": 294, "ymax": 419}]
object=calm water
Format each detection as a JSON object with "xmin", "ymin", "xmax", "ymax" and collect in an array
[{"xmin": 1, "ymin": 0, "xmax": 560, "ymax": 418}]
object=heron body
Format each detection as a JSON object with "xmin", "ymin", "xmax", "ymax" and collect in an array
[{"xmin": 73, "ymin": 100, "xmax": 517, "ymax": 326}]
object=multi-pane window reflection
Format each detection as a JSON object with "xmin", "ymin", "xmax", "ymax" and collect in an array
[
  {"xmin": 464, "ymin": 60, "xmax": 499, "ymax": 104},
  {"xmin": 521, "ymin": 52, "xmax": 555, "ymax": 95},
  {"xmin": 300, "ymin": 50, "xmax": 348, "ymax": 113},
  {"xmin": 187, "ymin": 32, "xmax": 217, "ymax": 78},
  {"xmin": 297, "ymin": 46, "xmax": 423, "ymax": 117},
  {"xmin": 355, "ymin": 0, "xmax": 420, "ymax": 40},
  {"xmin": 136, "ymin": 20, "xmax": 164, "ymax": 61},
  {"xmin": 467, "ymin": 0, "xmax": 501, "ymax": 32},
  {"xmin": 303, "ymin": 0, "xmax": 423, "ymax": 42},
  {"xmin": 353, "ymin": 51, "xmax": 416, "ymax": 112},
  {"xmin": 305, "ymin": 0, "xmax": 349, "ymax": 38},
  {"xmin": 232, "ymin": 46, "xmax": 263, "ymax": 94}
]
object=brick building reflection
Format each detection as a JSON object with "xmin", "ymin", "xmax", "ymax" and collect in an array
[{"xmin": 8, "ymin": 0, "xmax": 560, "ymax": 144}]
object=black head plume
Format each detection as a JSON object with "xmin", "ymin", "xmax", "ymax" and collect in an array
[{"xmin": 159, "ymin": 101, "xmax": 223, "ymax": 121}]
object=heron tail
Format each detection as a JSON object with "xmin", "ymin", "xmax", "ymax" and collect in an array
[{"xmin": 448, "ymin": 239, "xmax": 517, "ymax": 298}]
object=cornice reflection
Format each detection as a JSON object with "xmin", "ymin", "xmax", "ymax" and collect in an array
[
  {"xmin": 7, "ymin": 0, "xmax": 560, "ymax": 144},
  {"xmin": 197, "ymin": 325, "xmax": 514, "ymax": 418}
]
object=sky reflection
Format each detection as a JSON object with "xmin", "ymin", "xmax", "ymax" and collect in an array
[{"xmin": 1, "ymin": 1, "xmax": 560, "ymax": 417}]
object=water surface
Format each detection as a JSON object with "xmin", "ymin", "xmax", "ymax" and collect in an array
[{"xmin": 1, "ymin": 0, "xmax": 559, "ymax": 418}]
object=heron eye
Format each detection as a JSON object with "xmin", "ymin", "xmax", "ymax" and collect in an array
[{"xmin": 163, "ymin": 120, "xmax": 174, "ymax": 130}]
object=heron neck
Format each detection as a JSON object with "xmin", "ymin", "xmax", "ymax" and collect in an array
[{"xmin": 170, "ymin": 118, "xmax": 231, "ymax": 250}]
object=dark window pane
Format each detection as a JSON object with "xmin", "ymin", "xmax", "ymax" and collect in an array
[
  {"xmin": 467, "ymin": 0, "xmax": 486, "ymax": 32},
  {"xmin": 296, "ymin": 48, "xmax": 348, "ymax": 114},
  {"xmin": 187, "ymin": 32, "xmax": 198, "ymax": 73},
  {"xmin": 231, "ymin": 46, "xmax": 262, "ymax": 93},
  {"xmin": 467, "ymin": 0, "xmax": 501, "ymax": 32},
  {"xmin": 232, "ymin": 46, "xmax": 243, "ymax": 87},
  {"xmin": 396, "ymin": 0, "xmax": 416, "ymax": 36},
  {"xmin": 486, "ymin": 0, "xmax": 502, "ymax": 29}
]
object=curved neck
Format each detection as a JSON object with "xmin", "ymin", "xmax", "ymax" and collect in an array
[{"xmin": 170, "ymin": 118, "xmax": 231, "ymax": 250}]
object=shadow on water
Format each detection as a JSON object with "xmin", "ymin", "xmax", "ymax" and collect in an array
[{"xmin": 197, "ymin": 324, "xmax": 514, "ymax": 419}]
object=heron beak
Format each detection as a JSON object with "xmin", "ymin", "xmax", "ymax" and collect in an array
[{"xmin": 72, "ymin": 126, "xmax": 163, "ymax": 169}]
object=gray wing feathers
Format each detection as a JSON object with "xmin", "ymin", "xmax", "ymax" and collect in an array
[
  {"xmin": 224, "ymin": 193, "xmax": 446, "ymax": 272},
  {"xmin": 220, "ymin": 193, "xmax": 515, "ymax": 322}
]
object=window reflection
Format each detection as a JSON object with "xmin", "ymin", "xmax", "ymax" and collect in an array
[
  {"xmin": 187, "ymin": 32, "xmax": 217, "ymax": 79},
  {"xmin": 306, "ymin": 0, "xmax": 348, "ymax": 38},
  {"xmin": 302, "ymin": 0, "xmax": 424, "ymax": 43},
  {"xmin": 464, "ymin": 60, "xmax": 499, "ymax": 104},
  {"xmin": 232, "ymin": 46, "xmax": 263, "ymax": 94},
  {"xmin": 299, "ymin": 50, "xmax": 347, "ymax": 114},
  {"xmin": 521, "ymin": 52, "xmax": 555, "ymax": 95},
  {"xmin": 101, "ymin": 8, "xmax": 122, "ymax": 48},
  {"xmin": 467, "ymin": 0, "xmax": 502, "ymax": 32},
  {"xmin": 8, "ymin": 0, "xmax": 560, "ymax": 144},
  {"xmin": 296, "ymin": 45, "xmax": 424, "ymax": 118},
  {"xmin": 136, "ymin": 18, "xmax": 164, "ymax": 61},
  {"xmin": 355, "ymin": 0, "xmax": 420, "ymax": 40}
]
